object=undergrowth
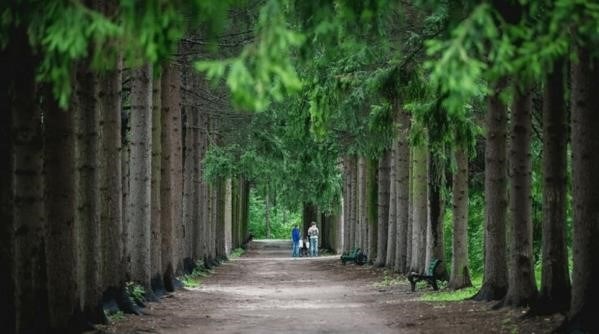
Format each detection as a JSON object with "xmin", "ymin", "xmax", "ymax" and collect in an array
[
  {"xmin": 373, "ymin": 270, "xmax": 405, "ymax": 288},
  {"xmin": 181, "ymin": 261, "xmax": 214, "ymax": 288},
  {"xmin": 105, "ymin": 310, "xmax": 125, "ymax": 323},
  {"xmin": 230, "ymin": 247, "xmax": 245, "ymax": 259},
  {"xmin": 420, "ymin": 276, "xmax": 482, "ymax": 302},
  {"xmin": 126, "ymin": 281, "xmax": 146, "ymax": 304}
]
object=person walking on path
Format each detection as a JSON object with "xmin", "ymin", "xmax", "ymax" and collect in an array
[
  {"xmin": 308, "ymin": 222, "xmax": 319, "ymax": 257},
  {"xmin": 291, "ymin": 225, "xmax": 301, "ymax": 257}
]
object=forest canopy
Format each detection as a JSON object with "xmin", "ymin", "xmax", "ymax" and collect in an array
[{"xmin": 2, "ymin": 0, "xmax": 599, "ymax": 333}]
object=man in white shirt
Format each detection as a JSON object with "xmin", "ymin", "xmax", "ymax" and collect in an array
[{"xmin": 307, "ymin": 221, "xmax": 319, "ymax": 257}]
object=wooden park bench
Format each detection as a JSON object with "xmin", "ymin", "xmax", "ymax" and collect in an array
[
  {"xmin": 340, "ymin": 248, "xmax": 367, "ymax": 265},
  {"xmin": 407, "ymin": 258, "xmax": 441, "ymax": 292}
]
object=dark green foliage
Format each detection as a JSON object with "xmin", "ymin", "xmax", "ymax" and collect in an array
[{"xmin": 248, "ymin": 190, "xmax": 301, "ymax": 239}]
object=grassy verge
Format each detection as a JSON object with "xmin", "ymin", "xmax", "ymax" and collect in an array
[
  {"xmin": 181, "ymin": 263, "xmax": 215, "ymax": 288},
  {"xmin": 230, "ymin": 247, "xmax": 245, "ymax": 259},
  {"xmin": 373, "ymin": 270, "xmax": 406, "ymax": 288},
  {"xmin": 420, "ymin": 276, "xmax": 482, "ymax": 302}
]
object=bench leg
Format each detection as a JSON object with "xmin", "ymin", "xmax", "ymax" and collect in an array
[{"xmin": 407, "ymin": 276, "xmax": 416, "ymax": 292}]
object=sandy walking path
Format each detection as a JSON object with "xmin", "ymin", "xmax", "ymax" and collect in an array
[{"xmin": 101, "ymin": 241, "xmax": 561, "ymax": 334}]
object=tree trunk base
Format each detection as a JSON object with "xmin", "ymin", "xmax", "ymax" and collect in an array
[
  {"xmin": 527, "ymin": 295, "xmax": 569, "ymax": 316},
  {"xmin": 163, "ymin": 265, "xmax": 176, "ymax": 292},
  {"xmin": 557, "ymin": 311, "xmax": 599, "ymax": 334},
  {"xmin": 151, "ymin": 274, "xmax": 166, "ymax": 298},
  {"xmin": 113, "ymin": 286, "xmax": 142, "ymax": 315},
  {"xmin": 471, "ymin": 283, "xmax": 507, "ymax": 302},
  {"xmin": 501, "ymin": 290, "xmax": 537, "ymax": 308}
]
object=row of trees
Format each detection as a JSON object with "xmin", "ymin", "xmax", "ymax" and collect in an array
[
  {"xmin": 1, "ymin": 1, "xmax": 252, "ymax": 333},
  {"xmin": 329, "ymin": 2, "xmax": 597, "ymax": 333},
  {"xmin": 2, "ymin": 0, "xmax": 599, "ymax": 333},
  {"xmin": 197, "ymin": 1, "xmax": 598, "ymax": 332}
]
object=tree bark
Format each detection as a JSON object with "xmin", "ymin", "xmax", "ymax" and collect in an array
[
  {"xmin": 427, "ymin": 152, "xmax": 446, "ymax": 279},
  {"xmin": 394, "ymin": 106, "xmax": 410, "ymax": 273},
  {"xmin": 343, "ymin": 156, "xmax": 352, "ymax": 251},
  {"xmin": 537, "ymin": 58, "xmax": 570, "ymax": 313},
  {"xmin": 568, "ymin": 46, "xmax": 599, "ymax": 333},
  {"xmin": 181, "ymin": 97, "xmax": 194, "ymax": 271},
  {"xmin": 160, "ymin": 62, "xmax": 182, "ymax": 290},
  {"xmin": 265, "ymin": 188, "xmax": 271, "ymax": 239},
  {"xmin": 386, "ymin": 141, "xmax": 397, "ymax": 268},
  {"xmin": 349, "ymin": 156, "xmax": 357, "ymax": 250},
  {"xmin": 358, "ymin": 157, "xmax": 368, "ymax": 253},
  {"xmin": 73, "ymin": 60, "xmax": 103, "ymax": 322},
  {"xmin": 448, "ymin": 147, "xmax": 472, "ymax": 289},
  {"xmin": 367, "ymin": 158, "xmax": 378, "ymax": 262},
  {"xmin": 473, "ymin": 80, "xmax": 508, "ymax": 301},
  {"xmin": 503, "ymin": 87, "xmax": 538, "ymax": 307},
  {"xmin": 11, "ymin": 39, "xmax": 47, "ymax": 332},
  {"xmin": 150, "ymin": 71, "xmax": 164, "ymax": 294},
  {"xmin": 224, "ymin": 178, "xmax": 233, "ymax": 256},
  {"xmin": 0, "ymin": 37, "xmax": 15, "ymax": 334},
  {"xmin": 97, "ymin": 58, "xmax": 126, "ymax": 307},
  {"xmin": 410, "ymin": 145, "xmax": 427, "ymax": 273},
  {"xmin": 375, "ymin": 150, "xmax": 390, "ymax": 267},
  {"xmin": 406, "ymin": 147, "xmax": 413, "ymax": 269},
  {"xmin": 126, "ymin": 64, "xmax": 153, "ymax": 292},
  {"xmin": 44, "ymin": 92, "xmax": 81, "ymax": 331}
]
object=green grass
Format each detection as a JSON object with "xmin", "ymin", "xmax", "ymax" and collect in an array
[
  {"xmin": 180, "ymin": 262, "xmax": 214, "ymax": 288},
  {"xmin": 373, "ymin": 270, "xmax": 406, "ymax": 288},
  {"xmin": 105, "ymin": 310, "xmax": 125, "ymax": 323},
  {"xmin": 125, "ymin": 281, "xmax": 146, "ymax": 303},
  {"xmin": 230, "ymin": 247, "xmax": 245, "ymax": 259},
  {"xmin": 420, "ymin": 276, "xmax": 482, "ymax": 302}
]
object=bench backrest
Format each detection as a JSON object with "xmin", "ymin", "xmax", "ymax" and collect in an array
[{"xmin": 426, "ymin": 258, "xmax": 441, "ymax": 276}]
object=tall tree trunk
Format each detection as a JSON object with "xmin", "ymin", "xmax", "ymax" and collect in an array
[
  {"xmin": 343, "ymin": 156, "xmax": 352, "ymax": 251},
  {"xmin": 192, "ymin": 82, "xmax": 205, "ymax": 262},
  {"xmin": 349, "ymin": 156, "xmax": 357, "ymax": 250},
  {"xmin": 160, "ymin": 62, "xmax": 182, "ymax": 290},
  {"xmin": 73, "ymin": 61, "xmax": 103, "ymax": 322},
  {"xmin": 126, "ymin": 64, "xmax": 153, "ymax": 293},
  {"xmin": 536, "ymin": 58, "xmax": 570, "ymax": 314},
  {"xmin": 150, "ymin": 71, "xmax": 164, "ymax": 294},
  {"xmin": 367, "ymin": 159, "xmax": 378, "ymax": 263},
  {"xmin": 406, "ymin": 147, "xmax": 413, "ymax": 269},
  {"xmin": 265, "ymin": 189, "xmax": 271, "ymax": 239},
  {"xmin": 395, "ymin": 106, "xmax": 410, "ymax": 273},
  {"xmin": 375, "ymin": 150, "xmax": 390, "ymax": 267},
  {"xmin": 0, "ymin": 37, "xmax": 15, "ymax": 334},
  {"xmin": 44, "ymin": 93, "xmax": 82, "ymax": 331},
  {"xmin": 11, "ymin": 39, "xmax": 47, "ymax": 332},
  {"xmin": 358, "ymin": 157, "xmax": 367, "ymax": 253},
  {"xmin": 448, "ymin": 147, "xmax": 472, "ymax": 289},
  {"xmin": 224, "ymin": 178, "xmax": 233, "ymax": 256},
  {"xmin": 568, "ymin": 46, "xmax": 599, "ymax": 333},
  {"xmin": 97, "ymin": 58, "xmax": 127, "ymax": 308},
  {"xmin": 200, "ymin": 98, "xmax": 209, "ymax": 264},
  {"xmin": 427, "ymin": 152, "xmax": 446, "ymax": 279},
  {"xmin": 410, "ymin": 145, "xmax": 427, "ymax": 273},
  {"xmin": 303, "ymin": 203, "xmax": 317, "ymax": 241},
  {"xmin": 503, "ymin": 87, "xmax": 538, "ymax": 307},
  {"xmin": 181, "ymin": 100, "xmax": 194, "ymax": 272},
  {"xmin": 473, "ymin": 81, "xmax": 508, "ymax": 301},
  {"xmin": 386, "ymin": 141, "xmax": 397, "ymax": 267}
]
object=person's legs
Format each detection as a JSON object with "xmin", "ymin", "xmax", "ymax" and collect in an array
[
  {"xmin": 292, "ymin": 241, "xmax": 299, "ymax": 257},
  {"xmin": 314, "ymin": 238, "xmax": 319, "ymax": 256}
]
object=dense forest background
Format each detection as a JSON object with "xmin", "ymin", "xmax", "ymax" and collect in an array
[{"xmin": 2, "ymin": 0, "xmax": 599, "ymax": 333}]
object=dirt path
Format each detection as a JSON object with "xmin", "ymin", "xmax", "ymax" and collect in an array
[{"xmin": 101, "ymin": 241, "xmax": 562, "ymax": 334}]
